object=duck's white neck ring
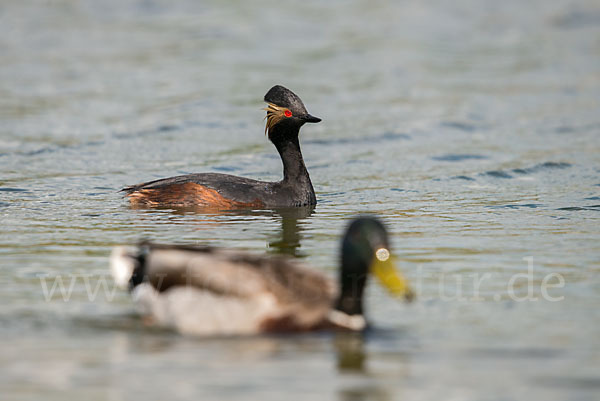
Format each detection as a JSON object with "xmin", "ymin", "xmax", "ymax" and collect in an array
[{"xmin": 328, "ymin": 310, "xmax": 367, "ymax": 331}]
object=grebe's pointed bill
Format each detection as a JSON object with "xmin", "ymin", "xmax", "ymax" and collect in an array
[
  {"xmin": 302, "ymin": 114, "xmax": 321, "ymax": 123},
  {"xmin": 371, "ymin": 248, "xmax": 414, "ymax": 302}
]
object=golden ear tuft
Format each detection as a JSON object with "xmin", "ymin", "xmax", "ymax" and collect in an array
[{"xmin": 264, "ymin": 103, "xmax": 290, "ymax": 136}]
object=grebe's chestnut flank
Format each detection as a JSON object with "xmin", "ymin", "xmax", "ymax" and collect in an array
[
  {"xmin": 121, "ymin": 85, "xmax": 321, "ymax": 208},
  {"xmin": 110, "ymin": 217, "xmax": 414, "ymax": 336}
]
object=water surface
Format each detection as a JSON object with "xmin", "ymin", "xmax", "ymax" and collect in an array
[{"xmin": 1, "ymin": 0, "xmax": 599, "ymax": 400}]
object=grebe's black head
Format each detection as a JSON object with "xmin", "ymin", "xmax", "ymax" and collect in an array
[
  {"xmin": 335, "ymin": 217, "xmax": 413, "ymax": 317},
  {"xmin": 264, "ymin": 85, "xmax": 321, "ymax": 138}
]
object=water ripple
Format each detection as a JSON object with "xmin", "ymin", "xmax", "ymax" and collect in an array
[
  {"xmin": 557, "ymin": 205, "xmax": 600, "ymax": 212},
  {"xmin": 553, "ymin": 7, "xmax": 600, "ymax": 29},
  {"xmin": 304, "ymin": 131, "xmax": 410, "ymax": 146},
  {"xmin": 488, "ymin": 203, "xmax": 543, "ymax": 210},
  {"xmin": 432, "ymin": 154, "xmax": 488, "ymax": 162},
  {"xmin": 451, "ymin": 175, "xmax": 476, "ymax": 181},
  {"xmin": 440, "ymin": 121, "xmax": 477, "ymax": 132},
  {"xmin": 476, "ymin": 162, "xmax": 572, "ymax": 180},
  {"xmin": 512, "ymin": 162, "xmax": 572, "ymax": 174},
  {"xmin": 484, "ymin": 170, "xmax": 513, "ymax": 179}
]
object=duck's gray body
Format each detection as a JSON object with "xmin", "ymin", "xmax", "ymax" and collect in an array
[{"xmin": 111, "ymin": 244, "xmax": 336, "ymax": 336}]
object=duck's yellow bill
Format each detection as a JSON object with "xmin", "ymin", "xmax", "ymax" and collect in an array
[{"xmin": 371, "ymin": 249, "xmax": 414, "ymax": 302}]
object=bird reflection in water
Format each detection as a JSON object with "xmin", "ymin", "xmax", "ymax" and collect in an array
[
  {"xmin": 334, "ymin": 332, "xmax": 393, "ymax": 401},
  {"xmin": 128, "ymin": 203, "xmax": 314, "ymax": 257},
  {"xmin": 266, "ymin": 206, "xmax": 314, "ymax": 257},
  {"xmin": 334, "ymin": 331, "xmax": 367, "ymax": 372}
]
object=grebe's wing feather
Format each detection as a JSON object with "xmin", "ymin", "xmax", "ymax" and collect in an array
[{"xmin": 121, "ymin": 173, "xmax": 271, "ymax": 207}]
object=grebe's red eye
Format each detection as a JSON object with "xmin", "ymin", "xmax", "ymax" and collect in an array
[{"xmin": 284, "ymin": 110, "xmax": 292, "ymax": 117}]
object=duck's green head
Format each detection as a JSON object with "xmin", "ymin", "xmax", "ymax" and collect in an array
[{"xmin": 335, "ymin": 217, "xmax": 414, "ymax": 316}]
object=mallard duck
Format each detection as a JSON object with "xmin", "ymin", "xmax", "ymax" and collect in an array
[{"xmin": 110, "ymin": 217, "xmax": 413, "ymax": 336}]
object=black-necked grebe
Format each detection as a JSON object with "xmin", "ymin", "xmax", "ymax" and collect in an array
[{"xmin": 122, "ymin": 85, "xmax": 321, "ymax": 208}]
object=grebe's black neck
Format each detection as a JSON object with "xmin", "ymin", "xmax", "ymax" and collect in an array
[{"xmin": 269, "ymin": 123, "xmax": 315, "ymax": 200}]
